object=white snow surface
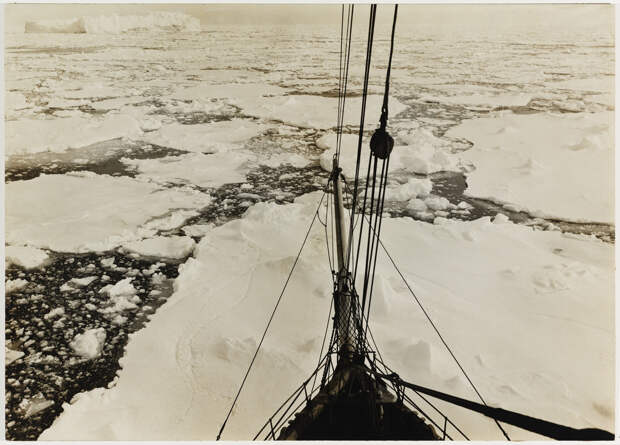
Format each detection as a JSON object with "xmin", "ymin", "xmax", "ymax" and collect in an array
[
  {"xmin": 70, "ymin": 328, "xmax": 107, "ymax": 360},
  {"xmin": 6, "ymin": 172, "xmax": 211, "ymax": 252},
  {"xmin": 318, "ymin": 130, "xmax": 458, "ymax": 179},
  {"xmin": 5, "ymin": 246, "xmax": 50, "ymax": 269},
  {"xmin": 124, "ymin": 151, "xmax": 252, "ymax": 188},
  {"xmin": 25, "ymin": 12, "xmax": 200, "ymax": 34},
  {"xmin": 6, "ymin": 279, "xmax": 28, "ymax": 294},
  {"xmin": 385, "ymin": 178, "xmax": 433, "ymax": 202},
  {"xmin": 237, "ymin": 95, "xmax": 407, "ymax": 129},
  {"xmin": 6, "ymin": 348, "xmax": 25, "ymax": 365},
  {"xmin": 5, "ymin": 113, "xmax": 143, "ymax": 156},
  {"xmin": 124, "ymin": 236, "xmax": 196, "ymax": 260},
  {"xmin": 139, "ymin": 119, "xmax": 269, "ymax": 154},
  {"xmin": 99, "ymin": 278, "xmax": 140, "ymax": 313},
  {"xmin": 448, "ymin": 111, "xmax": 614, "ymax": 223},
  {"xmin": 41, "ymin": 192, "xmax": 614, "ymax": 440}
]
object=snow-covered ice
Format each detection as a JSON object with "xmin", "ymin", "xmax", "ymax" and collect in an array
[
  {"xmin": 6, "ymin": 348, "xmax": 25, "ymax": 366},
  {"xmin": 318, "ymin": 131, "xmax": 459, "ymax": 179},
  {"xmin": 40, "ymin": 192, "xmax": 614, "ymax": 440},
  {"xmin": 6, "ymin": 113, "xmax": 143, "ymax": 156},
  {"xmin": 5, "ymin": 246, "xmax": 50, "ymax": 269},
  {"xmin": 99, "ymin": 278, "xmax": 140, "ymax": 313},
  {"xmin": 124, "ymin": 151, "xmax": 252, "ymax": 188},
  {"xmin": 139, "ymin": 119, "xmax": 270, "ymax": 154},
  {"xmin": 6, "ymin": 172, "xmax": 211, "ymax": 252},
  {"xmin": 6, "ymin": 8, "xmax": 614, "ymax": 441},
  {"xmin": 25, "ymin": 12, "xmax": 200, "ymax": 34},
  {"xmin": 6, "ymin": 279, "xmax": 29, "ymax": 294},
  {"xmin": 448, "ymin": 111, "xmax": 614, "ymax": 223},
  {"xmin": 124, "ymin": 236, "xmax": 196, "ymax": 260},
  {"xmin": 69, "ymin": 328, "xmax": 107, "ymax": 360},
  {"xmin": 237, "ymin": 95, "xmax": 407, "ymax": 130}
]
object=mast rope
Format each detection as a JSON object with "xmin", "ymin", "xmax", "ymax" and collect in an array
[
  {"xmin": 350, "ymin": 4, "xmax": 378, "ymax": 282},
  {"xmin": 216, "ymin": 191, "xmax": 327, "ymax": 440},
  {"xmin": 358, "ymin": 4, "xmax": 397, "ymax": 326},
  {"xmin": 335, "ymin": 5, "xmax": 354, "ymax": 164}
]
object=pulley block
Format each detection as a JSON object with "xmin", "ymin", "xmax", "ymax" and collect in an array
[{"xmin": 369, "ymin": 128, "xmax": 394, "ymax": 160}]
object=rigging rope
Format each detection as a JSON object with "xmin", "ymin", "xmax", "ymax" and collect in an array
[
  {"xmin": 216, "ymin": 191, "xmax": 327, "ymax": 440},
  {"xmin": 349, "ymin": 4, "xmax": 377, "ymax": 282},
  {"xmin": 335, "ymin": 5, "xmax": 354, "ymax": 164},
  {"xmin": 358, "ymin": 4, "xmax": 397, "ymax": 326}
]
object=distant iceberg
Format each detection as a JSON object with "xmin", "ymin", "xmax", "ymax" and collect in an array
[{"xmin": 24, "ymin": 12, "xmax": 201, "ymax": 34}]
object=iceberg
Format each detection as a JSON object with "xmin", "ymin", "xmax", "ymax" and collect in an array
[{"xmin": 25, "ymin": 12, "xmax": 200, "ymax": 34}]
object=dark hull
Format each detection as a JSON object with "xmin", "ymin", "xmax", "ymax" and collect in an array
[{"xmin": 277, "ymin": 364, "xmax": 438, "ymax": 440}]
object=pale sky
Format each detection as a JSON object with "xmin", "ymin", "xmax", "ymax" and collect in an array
[{"xmin": 3, "ymin": 3, "xmax": 614, "ymax": 32}]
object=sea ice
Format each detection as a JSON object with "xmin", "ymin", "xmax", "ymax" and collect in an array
[
  {"xmin": 25, "ymin": 12, "xmax": 200, "ymax": 34},
  {"xmin": 124, "ymin": 151, "xmax": 252, "ymax": 188},
  {"xmin": 6, "ymin": 172, "xmax": 211, "ymax": 252},
  {"xmin": 236, "ymin": 95, "xmax": 407, "ymax": 130},
  {"xmin": 6, "ymin": 279, "xmax": 28, "ymax": 294},
  {"xmin": 5, "ymin": 113, "xmax": 143, "ymax": 156},
  {"xmin": 124, "ymin": 236, "xmax": 196, "ymax": 260},
  {"xmin": 448, "ymin": 111, "xmax": 613, "ymax": 223},
  {"xmin": 69, "ymin": 328, "xmax": 107, "ymax": 360},
  {"xmin": 318, "ymin": 130, "xmax": 458, "ymax": 179},
  {"xmin": 5, "ymin": 246, "xmax": 50, "ymax": 269},
  {"xmin": 6, "ymin": 348, "xmax": 25, "ymax": 365},
  {"xmin": 140, "ymin": 119, "xmax": 270, "ymax": 154},
  {"xmin": 41, "ymin": 192, "xmax": 614, "ymax": 440},
  {"xmin": 385, "ymin": 178, "xmax": 433, "ymax": 202}
]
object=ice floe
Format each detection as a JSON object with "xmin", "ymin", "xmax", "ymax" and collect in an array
[
  {"xmin": 139, "ymin": 119, "xmax": 270, "ymax": 154},
  {"xmin": 448, "ymin": 111, "xmax": 613, "ymax": 223},
  {"xmin": 124, "ymin": 236, "xmax": 196, "ymax": 260},
  {"xmin": 236, "ymin": 95, "xmax": 407, "ymax": 129},
  {"xmin": 6, "ymin": 113, "xmax": 143, "ymax": 156},
  {"xmin": 318, "ymin": 130, "xmax": 458, "ymax": 178},
  {"xmin": 41, "ymin": 192, "xmax": 614, "ymax": 440},
  {"xmin": 6, "ymin": 172, "xmax": 211, "ymax": 252},
  {"xmin": 5, "ymin": 246, "xmax": 50, "ymax": 269}
]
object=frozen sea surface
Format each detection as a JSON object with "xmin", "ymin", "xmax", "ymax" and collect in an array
[{"xmin": 4, "ymin": 19, "xmax": 614, "ymax": 440}]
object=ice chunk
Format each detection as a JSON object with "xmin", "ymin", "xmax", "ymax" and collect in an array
[
  {"xmin": 424, "ymin": 196, "xmax": 451, "ymax": 211},
  {"xmin": 385, "ymin": 178, "xmax": 433, "ymax": 202},
  {"xmin": 23, "ymin": 396, "xmax": 55, "ymax": 418},
  {"xmin": 6, "ymin": 348, "xmax": 25, "ymax": 365},
  {"xmin": 124, "ymin": 236, "xmax": 196, "ymax": 260},
  {"xmin": 5, "ymin": 246, "xmax": 50, "ymax": 269},
  {"xmin": 493, "ymin": 213, "xmax": 511, "ymax": 224},
  {"xmin": 70, "ymin": 328, "xmax": 106, "ymax": 360},
  {"xmin": 318, "ymin": 130, "xmax": 458, "ymax": 179},
  {"xmin": 100, "ymin": 278, "xmax": 140, "ymax": 313},
  {"xmin": 6, "ymin": 279, "xmax": 28, "ymax": 294},
  {"xmin": 99, "ymin": 278, "xmax": 136, "ymax": 299},
  {"xmin": 71, "ymin": 276, "xmax": 98, "ymax": 287},
  {"xmin": 182, "ymin": 224, "xmax": 214, "ymax": 238},
  {"xmin": 406, "ymin": 198, "xmax": 428, "ymax": 213},
  {"xmin": 44, "ymin": 307, "xmax": 65, "ymax": 320}
]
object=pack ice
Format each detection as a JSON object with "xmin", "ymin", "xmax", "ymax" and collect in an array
[
  {"xmin": 24, "ymin": 12, "xmax": 201, "ymax": 34},
  {"xmin": 40, "ymin": 192, "xmax": 614, "ymax": 440}
]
